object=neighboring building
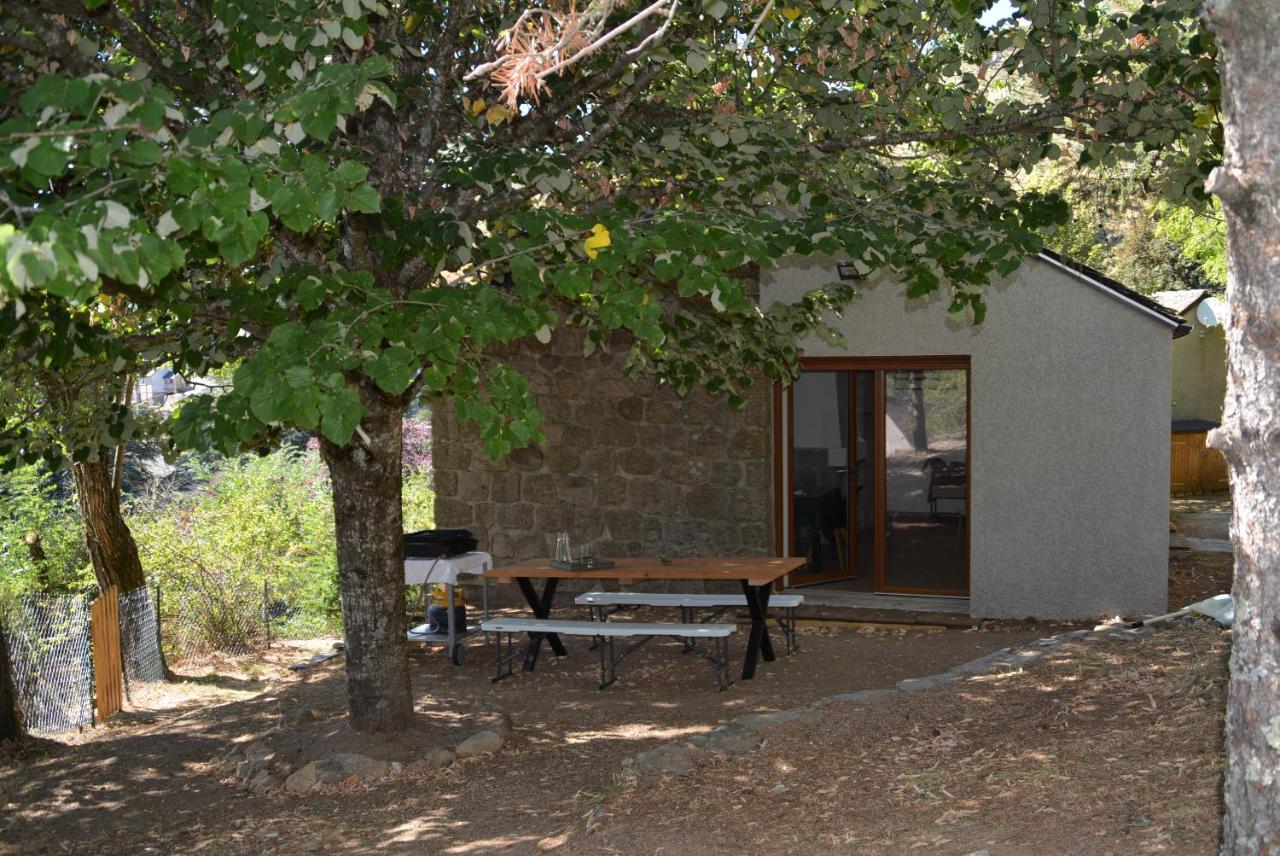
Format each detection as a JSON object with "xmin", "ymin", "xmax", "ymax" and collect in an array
[
  {"xmin": 133, "ymin": 368, "xmax": 191, "ymax": 406},
  {"xmin": 433, "ymin": 252, "xmax": 1187, "ymax": 620},
  {"xmin": 1151, "ymin": 289, "xmax": 1230, "ymax": 494}
]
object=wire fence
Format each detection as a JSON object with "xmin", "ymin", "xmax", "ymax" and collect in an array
[
  {"xmin": 3, "ymin": 582, "xmax": 297, "ymax": 734},
  {"xmin": 154, "ymin": 580, "xmax": 273, "ymax": 664},
  {"xmin": 3, "ymin": 593, "xmax": 94, "ymax": 734}
]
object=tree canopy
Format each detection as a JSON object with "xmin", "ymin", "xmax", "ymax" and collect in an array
[{"xmin": 0, "ymin": 0, "xmax": 1221, "ymax": 730}]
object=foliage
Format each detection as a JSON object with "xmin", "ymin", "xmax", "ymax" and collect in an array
[
  {"xmin": 0, "ymin": 0, "xmax": 1221, "ymax": 462},
  {"xmin": 0, "ymin": 465, "xmax": 90, "ymax": 607},
  {"xmin": 1028, "ymin": 154, "xmax": 1227, "ymax": 294},
  {"xmin": 130, "ymin": 448, "xmax": 342, "ymax": 639},
  {"xmin": 0, "ymin": 0, "xmax": 1221, "ymax": 725},
  {"xmin": 131, "ymin": 420, "xmax": 435, "ymax": 641}
]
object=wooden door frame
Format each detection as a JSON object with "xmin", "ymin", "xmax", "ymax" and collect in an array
[{"xmin": 774, "ymin": 356, "xmax": 972, "ymax": 597}]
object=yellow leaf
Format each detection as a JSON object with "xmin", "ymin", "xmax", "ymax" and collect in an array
[
  {"xmin": 470, "ymin": 98, "xmax": 487, "ymax": 117},
  {"xmin": 781, "ymin": 6, "xmax": 802, "ymax": 21},
  {"xmin": 584, "ymin": 223, "xmax": 611, "ymax": 260},
  {"xmin": 485, "ymin": 103, "xmax": 513, "ymax": 125}
]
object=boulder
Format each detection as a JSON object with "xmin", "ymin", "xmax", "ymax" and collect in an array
[
  {"xmin": 248, "ymin": 769, "xmax": 276, "ymax": 792},
  {"xmin": 629, "ymin": 743, "xmax": 698, "ymax": 776},
  {"xmin": 284, "ymin": 762, "xmax": 319, "ymax": 793},
  {"xmin": 313, "ymin": 753, "xmax": 392, "ymax": 783},
  {"xmin": 424, "ymin": 747, "xmax": 456, "ymax": 769},
  {"xmin": 455, "ymin": 730, "xmax": 504, "ymax": 759}
]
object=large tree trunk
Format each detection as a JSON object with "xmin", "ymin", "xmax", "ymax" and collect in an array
[
  {"xmin": 1204, "ymin": 2, "xmax": 1280, "ymax": 852},
  {"xmin": 320, "ymin": 386, "xmax": 413, "ymax": 733},
  {"xmin": 0, "ymin": 629, "xmax": 22, "ymax": 741},
  {"xmin": 71, "ymin": 457, "xmax": 146, "ymax": 593}
]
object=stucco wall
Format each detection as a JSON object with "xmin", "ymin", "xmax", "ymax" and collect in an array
[
  {"xmin": 1171, "ymin": 310, "xmax": 1227, "ymax": 423},
  {"xmin": 761, "ymin": 255, "xmax": 1172, "ymax": 619}
]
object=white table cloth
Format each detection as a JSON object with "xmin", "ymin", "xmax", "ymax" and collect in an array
[{"xmin": 403, "ymin": 551, "xmax": 493, "ymax": 586}]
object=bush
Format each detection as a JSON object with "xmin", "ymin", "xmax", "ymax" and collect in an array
[
  {"xmin": 0, "ymin": 466, "xmax": 91, "ymax": 608},
  {"xmin": 130, "ymin": 417, "xmax": 435, "ymax": 654},
  {"xmin": 130, "ymin": 447, "xmax": 340, "ymax": 649}
]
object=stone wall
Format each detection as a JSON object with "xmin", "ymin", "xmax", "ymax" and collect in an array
[{"xmin": 431, "ymin": 330, "xmax": 774, "ymax": 576}]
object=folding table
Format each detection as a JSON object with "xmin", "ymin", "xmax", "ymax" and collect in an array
[{"xmin": 404, "ymin": 551, "xmax": 492, "ymax": 665}]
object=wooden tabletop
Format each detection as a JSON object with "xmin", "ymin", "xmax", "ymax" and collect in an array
[{"xmin": 483, "ymin": 556, "xmax": 807, "ymax": 587}]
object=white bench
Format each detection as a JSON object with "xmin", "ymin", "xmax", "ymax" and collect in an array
[
  {"xmin": 573, "ymin": 591, "xmax": 804, "ymax": 653},
  {"xmin": 481, "ymin": 617, "xmax": 735, "ymax": 690}
]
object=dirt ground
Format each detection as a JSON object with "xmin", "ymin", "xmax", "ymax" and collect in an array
[
  {"xmin": 0, "ymin": 500, "xmax": 1235, "ymax": 855},
  {"xmin": 593, "ymin": 618, "xmax": 1228, "ymax": 856},
  {"xmin": 1, "ymin": 618, "xmax": 1051, "ymax": 855}
]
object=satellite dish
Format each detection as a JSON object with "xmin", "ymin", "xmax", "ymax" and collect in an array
[{"xmin": 1196, "ymin": 297, "xmax": 1225, "ymax": 328}]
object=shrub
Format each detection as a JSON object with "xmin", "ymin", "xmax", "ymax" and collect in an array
[{"xmin": 0, "ymin": 466, "xmax": 91, "ymax": 608}]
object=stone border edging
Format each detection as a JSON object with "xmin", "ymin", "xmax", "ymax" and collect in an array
[{"xmin": 626, "ymin": 624, "xmax": 1150, "ymax": 775}]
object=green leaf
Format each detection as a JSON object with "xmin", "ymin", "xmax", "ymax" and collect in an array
[
  {"xmin": 319, "ymin": 386, "xmax": 364, "ymax": 445},
  {"xmin": 365, "ymin": 345, "xmax": 419, "ymax": 394},
  {"xmin": 344, "ymin": 184, "xmax": 380, "ymax": 213}
]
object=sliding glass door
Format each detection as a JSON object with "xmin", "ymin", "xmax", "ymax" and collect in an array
[
  {"xmin": 786, "ymin": 360, "xmax": 969, "ymax": 596},
  {"xmin": 881, "ymin": 368, "xmax": 969, "ymax": 594}
]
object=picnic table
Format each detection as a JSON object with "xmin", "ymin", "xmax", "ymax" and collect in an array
[{"xmin": 482, "ymin": 556, "xmax": 807, "ymax": 680}]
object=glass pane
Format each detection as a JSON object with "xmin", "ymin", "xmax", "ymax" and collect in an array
[
  {"xmin": 883, "ymin": 369, "xmax": 968, "ymax": 592},
  {"xmin": 792, "ymin": 372, "xmax": 851, "ymax": 580}
]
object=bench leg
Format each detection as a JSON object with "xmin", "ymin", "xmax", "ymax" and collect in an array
[
  {"xmin": 775, "ymin": 607, "xmax": 799, "ymax": 654},
  {"xmin": 686, "ymin": 636, "xmax": 734, "ymax": 691},
  {"xmin": 598, "ymin": 635, "xmax": 619, "ymax": 689},
  {"xmin": 491, "ymin": 631, "xmax": 521, "ymax": 683}
]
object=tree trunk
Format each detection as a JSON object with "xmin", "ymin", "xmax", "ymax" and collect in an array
[
  {"xmin": 70, "ymin": 457, "xmax": 147, "ymax": 593},
  {"xmin": 0, "ymin": 628, "xmax": 23, "ymax": 742},
  {"xmin": 1203, "ymin": 2, "xmax": 1280, "ymax": 852},
  {"xmin": 320, "ymin": 386, "xmax": 413, "ymax": 733}
]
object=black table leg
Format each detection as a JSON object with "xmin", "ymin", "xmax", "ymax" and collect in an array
[
  {"xmin": 516, "ymin": 576, "xmax": 567, "ymax": 670},
  {"xmin": 740, "ymin": 580, "xmax": 778, "ymax": 680}
]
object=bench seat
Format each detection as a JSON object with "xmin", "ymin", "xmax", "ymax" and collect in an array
[
  {"xmin": 481, "ymin": 617, "xmax": 735, "ymax": 690},
  {"xmin": 481, "ymin": 617, "xmax": 734, "ymax": 637},
  {"xmin": 573, "ymin": 591, "xmax": 803, "ymax": 654},
  {"xmin": 574, "ymin": 592, "xmax": 803, "ymax": 608}
]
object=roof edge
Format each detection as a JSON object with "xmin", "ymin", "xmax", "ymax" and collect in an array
[{"xmin": 1036, "ymin": 249, "xmax": 1193, "ymax": 339}]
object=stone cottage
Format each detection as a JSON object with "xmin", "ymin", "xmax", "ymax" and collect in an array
[{"xmin": 432, "ymin": 251, "xmax": 1188, "ymax": 620}]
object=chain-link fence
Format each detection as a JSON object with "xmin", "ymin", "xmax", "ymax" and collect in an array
[
  {"xmin": 1, "ymin": 582, "xmax": 294, "ymax": 733},
  {"xmin": 3, "ymin": 593, "xmax": 94, "ymax": 733},
  {"xmin": 119, "ymin": 587, "xmax": 166, "ymax": 684},
  {"xmin": 154, "ymin": 580, "xmax": 274, "ymax": 664}
]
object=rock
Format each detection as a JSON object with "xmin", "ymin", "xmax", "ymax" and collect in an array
[
  {"xmin": 245, "ymin": 741, "xmax": 274, "ymax": 761},
  {"xmin": 735, "ymin": 709, "xmax": 813, "ymax": 729},
  {"xmin": 280, "ymin": 707, "xmax": 315, "ymax": 726},
  {"xmin": 285, "ymin": 762, "xmax": 318, "ymax": 793},
  {"xmin": 455, "ymin": 730, "xmax": 504, "ymax": 759},
  {"xmin": 423, "ymin": 747, "xmax": 456, "ymax": 769},
  {"xmin": 686, "ymin": 723, "xmax": 762, "ymax": 757},
  {"xmin": 822, "ymin": 688, "xmax": 897, "ymax": 706},
  {"xmin": 896, "ymin": 674, "xmax": 956, "ymax": 693},
  {"xmin": 313, "ymin": 753, "xmax": 392, "ymax": 783},
  {"xmin": 248, "ymin": 769, "xmax": 276, "ymax": 792},
  {"xmin": 472, "ymin": 710, "xmax": 514, "ymax": 741},
  {"xmin": 629, "ymin": 743, "xmax": 698, "ymax": 776}
]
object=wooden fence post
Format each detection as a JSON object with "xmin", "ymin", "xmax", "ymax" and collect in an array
[{"xmin": 89, "ymin": 586, "xmax": 124, "ymax": 722}]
